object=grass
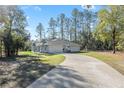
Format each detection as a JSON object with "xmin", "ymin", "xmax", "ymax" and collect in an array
[
  {"xmin": 19, "ymin": 51, "xmax": 38, "ymax": 56},
  {"xmin": 19, "ymin": 51, "xmax": 65, "ymax": 65},
  {"xmin": 79, "ymin": 51, "xmax": 124, "ymax": 62},
  {"xmin": 40, "ymin": 54, "xmax": 65, "ymax": 65},
  {"xmin": 0, "ymin": 51, "xmax": 65, "ymax": 88},
  {"xmin": 79, "ymin": 51, "xmax": 124, "ymax": 75}
]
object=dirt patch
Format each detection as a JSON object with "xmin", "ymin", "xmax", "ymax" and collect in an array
[{"xmin": 0, "ymin": 56, "xmax": 55, "ymax": 88}]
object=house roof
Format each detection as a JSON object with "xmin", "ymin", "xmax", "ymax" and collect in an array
[
  {"xmin": 45, "ymin": 39, "xmax": 81, "ymax": 47},
  {"xmin": 33, "ymin": 39, "xmax": 81, "ymax": 47}
]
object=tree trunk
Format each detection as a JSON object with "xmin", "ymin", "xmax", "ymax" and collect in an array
[
  {"xmin": 16, "ymin": 46, "xmax": 18, "ymax": 56},
  {"xmin": 112, "ymin": 27, "xmax": 116, "ymax": 54},
  {"xmin": 0, "ymin": 40, "xmax": 2, "ymax": 57},
  {"xmin": 40, "ymin": 29, "xmax": 42, "ymax": 42},
  {"xmin": 8, "ymin": 19, "xmax": 13, "ymax": 56},
  {"xmin": 61, "ymin": 19, "xmax": 64, "ymax": 40},
  {"xmin": 7, "ymin": 47, "xmax": 10, "ymax": 57},
  {"xmin": 74, "ymin": 18, "xmax": 77, "ymax": 42}
]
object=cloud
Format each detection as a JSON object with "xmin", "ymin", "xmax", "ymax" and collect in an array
[
  {"xmin": 21, "ymin": 6, "xmax": 42, "ymax": 12},
  {"xmin": 34, "ymin": 6, "xmax": 42, "ymax": 12},
  {"xmin": 26, "ymin": 16, "xmax": 30, "ymax": 19}
]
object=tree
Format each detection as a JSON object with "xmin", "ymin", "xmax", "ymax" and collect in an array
[
  {"xmin": 72, "ymin": 8, "xmax": 79, "ymax": 42},
  {"xmin": 93, "ymin": 29, "xmax": 112, "ymax": 50},
  {"xmin": 0, "ymin": 5, "xmax": 28, "ymax": 57},
  {"xmin": 48, "ymin": 17, "xmax": 57, "ymax": 39},
  {"xmin": 77, "ymin": 8, "xmax": 97, "ymax": 50},
  {"xmin": 0, "ymin": 6, "xmax": 9, "ymax": 57},
  {"xmin": 0, "ymin": 6, "xmax": 16, "ymax": 56},
  {"xmin": 13, "ymin": 7, "xmax": 28, "ymax": 55},
  {"xmin": 97, "ymin": 6, "xmax": 124, "ymax": 53},
  {"xmin": 57, "ymin": 13, "xmax": 66, "ymax": 40},
  {"xmin": 36, "ymin": 22, "xmax": 44, "ymax": 42},
  {"xmin": 0, "ymin": 6, "xmax": 8, "ymax": 25},
  {"xmin": 0, "ymin": 27, "xmax": 3, "ymax": 57},
  {"xmin": 65, "ymin": 17, "xmax": 72, "ymax": 41}
]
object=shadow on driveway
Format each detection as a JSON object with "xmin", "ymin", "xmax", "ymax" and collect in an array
[{"xmin": 28, "ymin": 65, "xmax": 92, "ymax": 88}]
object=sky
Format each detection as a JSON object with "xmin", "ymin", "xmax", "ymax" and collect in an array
[{"xmin": 20, "ymin": 5, "xmax": 104, "ymax": 40}]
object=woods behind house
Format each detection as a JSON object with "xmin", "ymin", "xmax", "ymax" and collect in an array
[{"xmin": 0, "ymin": 5, "xmax": 124, "ymax": 57}]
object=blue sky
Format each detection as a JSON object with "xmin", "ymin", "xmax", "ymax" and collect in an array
[{"xmin": 20, "ymin": 5, "xmax": 103, "ymax": 40}]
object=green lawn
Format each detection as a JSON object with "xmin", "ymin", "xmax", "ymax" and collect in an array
[
  {"xmin": 19, "ymin": 51, "xmax": 65, "ymax": 65},
  {"xmin": 0, "ymin": 51, "xmax": 65, "ymax": 88},
  {"xmin": 19, "ymin": 51, "xmax": 38, "ymax": 56},
  {"xmin": 79, "ymin": 51, "xmax": 124, "ymax": 75},
  {"xmin": 79, "ymin": 51, "xmax": 123, "ymax": 62}
]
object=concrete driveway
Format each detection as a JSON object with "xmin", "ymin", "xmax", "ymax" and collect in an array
[{"xmin": 28, "ymin": 54, "xmax": 124, "ymax": 88}]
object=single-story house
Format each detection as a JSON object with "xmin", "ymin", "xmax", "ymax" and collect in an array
[{"xmin": 32, "ymin": 39, "xmax": 81, "ymax": 53}]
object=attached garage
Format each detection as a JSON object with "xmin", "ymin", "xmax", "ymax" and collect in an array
[
  {"xmin": 32, "ymin": 39, "xmax": 81, "ymax": 53},
  {"xmin": 48, "ymin": 45, "xmax": 63, "ymax": 53}
]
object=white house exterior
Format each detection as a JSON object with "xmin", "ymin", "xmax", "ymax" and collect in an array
[{"xmin": 32, "ymin": 39, "xmax": 81, "ymax": 53}]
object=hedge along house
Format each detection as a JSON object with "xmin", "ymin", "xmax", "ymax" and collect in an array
[{"xmin": 32, "ymin": 39, "xmax": 81, "ymax": 53}]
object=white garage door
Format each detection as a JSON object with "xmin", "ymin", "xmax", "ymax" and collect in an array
[{"xmin": 49, "ymin": 45, "xmax": 63, "ymax": 53}]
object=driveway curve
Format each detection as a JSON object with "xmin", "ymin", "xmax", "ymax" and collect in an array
[{"xmin": 28, "ymin": 54, "xmax": 124, "ymax": 88}]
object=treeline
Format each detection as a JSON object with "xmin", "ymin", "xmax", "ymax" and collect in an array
[
  {"xmin": 36, "ymin": 6, "xmax": 124, "ymax": 53},
  {"xmin": 36, "ymin": 6, "xmax": 97, "ymax": 50},
  {"xmin": 0, "ymin": 6, "xmax": 31, "ymax": 57}
]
